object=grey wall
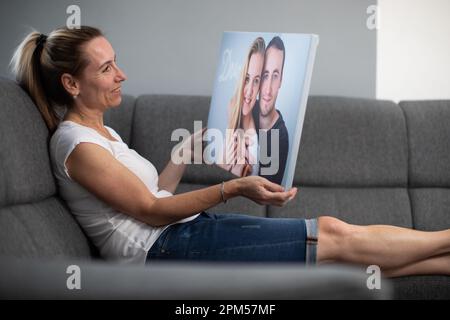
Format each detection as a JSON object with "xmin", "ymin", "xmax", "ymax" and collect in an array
[{"xmin": 0, "ymin": 0, "xmax": 376, "ymax": 98}]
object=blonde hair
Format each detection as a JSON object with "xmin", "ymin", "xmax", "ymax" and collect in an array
[
  {"xmin": 10, "ymin": 26, "xmax": 103, "ymax": 132},
  {"xmin": 228, "ymin": 37, "xmax": 266, "ymax": 131}
]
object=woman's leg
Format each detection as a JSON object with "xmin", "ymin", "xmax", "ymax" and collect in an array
[
  {"xmin": 383, "ymin": 253, "xmax": 450, "ymax": 277},
  {"xmin": 317, "ymin": 216, "xmax": 450, "ymax": 276}
]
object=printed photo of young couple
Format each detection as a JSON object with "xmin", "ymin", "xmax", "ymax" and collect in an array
[{"xmin": 206, "ymin": 32, "xmax": 318, "ymax": 188}]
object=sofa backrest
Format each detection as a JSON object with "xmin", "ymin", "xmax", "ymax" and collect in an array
[
  {"xmin": 0, "ymin": 77, "xmax": 94, "ymax": 260},
  {"xmin": 295, "ymin": 97, "xmax": 408, "ymax": 187}
]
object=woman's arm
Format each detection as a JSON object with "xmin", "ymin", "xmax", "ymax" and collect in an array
[{"xmin": 67, "ymin": 143, "xmax": 297, "ymax": 228}]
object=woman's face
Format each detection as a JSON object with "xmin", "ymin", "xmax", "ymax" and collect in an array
[
  {"xmin": 76, "ymin": 36, "xmax": 127, "ymax": 110},
  {"xmin": 242, "ymin": 52, "xmax": 264, "ymax": 116}
]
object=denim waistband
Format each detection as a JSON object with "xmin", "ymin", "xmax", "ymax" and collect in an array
[{"xmin": 305, "ymin": 218, "xmax": 318, "ymax": 265}]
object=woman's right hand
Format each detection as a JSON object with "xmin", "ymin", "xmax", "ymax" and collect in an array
[
  {"xmin": 228, "ymin": 176, "xmax": 297, "ymax": 207},
  {"xmin": 224, "ymin": 131, "xmax": 254, "ymax": 177}
]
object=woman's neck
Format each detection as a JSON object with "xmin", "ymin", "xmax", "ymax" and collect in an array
[{"xmin": 65, "ymin": 106, "xmax": 104, "ymax": 130}]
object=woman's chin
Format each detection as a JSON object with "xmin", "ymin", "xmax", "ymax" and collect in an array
[
  {"xmin": 242, "ymin": 105, "xmax": 252, "ymax": 116},
  {"xmin": 109, "ymin": 95, "xmax": 122, "ymax": 107}
]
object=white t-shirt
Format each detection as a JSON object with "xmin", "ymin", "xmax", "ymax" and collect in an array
[{"xmin": 50, "ymin": 121, "xmax": 199, "ymax": 264}]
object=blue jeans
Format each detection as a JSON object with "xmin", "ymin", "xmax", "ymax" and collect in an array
[{"xmin": 146, "ymin": 212, "xmax": 318, "ymax": 264}]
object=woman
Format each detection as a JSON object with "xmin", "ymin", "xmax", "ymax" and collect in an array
[
  {"xmin": 11, "ymin": 26, "xmax": 450, "ymax": 276},
  {"xmin": 220, "ymin": 37, "xmax": 264, "ymax": 177}
]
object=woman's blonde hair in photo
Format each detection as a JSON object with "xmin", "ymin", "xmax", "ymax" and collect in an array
[
  {"xmin": 227, "ymin": 37, "xmax": 266, "ymax": 131},
  {"xmin": 224, "ymin": 37, "xmax": 265, "ymax": 175}
]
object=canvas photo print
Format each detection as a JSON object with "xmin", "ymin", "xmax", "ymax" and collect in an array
[{"xmin": 204, "ymin": 31, "xmax": 319, "ymax": 189}]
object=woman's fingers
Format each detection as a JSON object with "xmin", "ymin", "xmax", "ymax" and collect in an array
[
  {"xmin": 285, "ymin": 188, "xmax": 297, "ymax": 203},
  {"xmin": 262, "ymin": 186, "xmax": 298, "ymax": 206},
  {"xmin": 238, "ymin": 176, "xmax": 298, "ymax": 207},
  {"xmin": 263, "ymin": 180, "xmax": 285, "ymax": 193},
  {"xmin": 268, "ymin": 189, "xmax": 290, "ymax": 202}
]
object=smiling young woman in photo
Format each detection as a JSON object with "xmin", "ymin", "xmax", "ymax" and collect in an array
[{"xmin": 221, "ymin": 37, "xmax": 265, "ymax": 177}]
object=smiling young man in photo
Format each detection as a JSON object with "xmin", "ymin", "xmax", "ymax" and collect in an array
[{"xmin": 253, "ymin": 36, "xmax": 289, "ymax": 185}]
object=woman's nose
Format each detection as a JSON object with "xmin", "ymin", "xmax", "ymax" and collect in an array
[
  {"xmin": 115, "ymin": 66, "xmax": 127, "ymax": 82},
  {"xmin": 245, "ymin": 86, "xmax": 253, "ymax": 98}
]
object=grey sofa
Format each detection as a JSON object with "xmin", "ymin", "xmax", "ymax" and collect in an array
[{"xmin": 0, "ymin": 75, "xmax": 448, "ymax": 299}]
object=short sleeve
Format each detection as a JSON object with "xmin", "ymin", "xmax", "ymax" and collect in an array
[{"xmin": 51, "ymin": 125, "xmax": 113, "ymax": 181}]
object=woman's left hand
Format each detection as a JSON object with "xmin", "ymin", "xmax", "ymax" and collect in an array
[{"xmin": 228, "ymin": 176, "xmax": 297, "ymax": 206}]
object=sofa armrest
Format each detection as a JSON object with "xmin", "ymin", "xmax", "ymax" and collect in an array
[{"xmin": 0, "ymin": 258, "xmax": 391, "ymax": 299}]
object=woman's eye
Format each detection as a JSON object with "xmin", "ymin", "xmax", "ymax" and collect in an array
[
  {"xmin": 103, "ymin": 65, "xmax": 111, "ymax": 72},
  {"xmin": 245, "ymin": 76, "xmax": 250, "ymax": 84}
]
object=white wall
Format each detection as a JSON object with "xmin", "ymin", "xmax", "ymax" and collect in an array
[
  {"xmin": 0, "ymin": 0, "xmax": 377, "ymax": 98},
  {"xmin": 377, "ymin": 0, "xmax": 450, "ymax": 102}
]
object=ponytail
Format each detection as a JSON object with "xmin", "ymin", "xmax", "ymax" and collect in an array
[{"xmin": 10, "ymin": 31, "xmax": 59, "ymax": 131}]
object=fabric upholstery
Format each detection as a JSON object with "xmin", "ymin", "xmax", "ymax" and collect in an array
[
  {"xmin": 409, "ymin": 188, "xmax": 450, "ymax": 231},
  {"xmin": 0, "ymin": 77, "xmax": 93, "ymax": 260},
  {"xmin": 399, "ymin": 101, "xmax": 450, "ymax": 233},
  {"xmin": 399, "ymin": 100, "xmax": 450, "ymax": 187},
  {"xmin": 0, "ymin": 259, "xmax": 389, "ymax": 299},
  {"xmin": 0, "ymin": 197, "xmax": 93, "ymax": 259},
  {"xmin": 268, "ymin": 187, "xmax": 412, "ymax": 227},
  {"xmin": 392, "ymin": 276, "xmax": 450, "ymax": 299},
  {"xmin": 0, "ymin": 77, "xmax": 56, "ymax": 207}
]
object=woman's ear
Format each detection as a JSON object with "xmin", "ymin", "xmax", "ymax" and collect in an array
[{"xmin": 61, "ymin": 73, "xmax": 79, "ymax": 97}]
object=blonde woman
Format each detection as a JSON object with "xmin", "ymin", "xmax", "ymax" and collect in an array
[{"xmin": 220, "ymin": 37, "xmax": 265, "ymax": 177}]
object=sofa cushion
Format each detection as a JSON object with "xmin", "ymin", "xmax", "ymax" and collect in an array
[
  {"xmin": 0, "ymin": 259, "xmax": 390, "ymax": 299},
  {"xmin": 400, "ymin": 101, "xmax": 450, "ymax": 231},
  {"xmin": 297, "ymin": 97, "xmax": 408, "ymax": 187},
  {"xmin": 409, "ymin": 189, "xmax": 450, "ymax": 231},
  {"xmin": 0, "ymin": 77, "xmax": 56, "ymax": 207},
  {"xmin": 392, "ymin": 276, "xmax": 450, "ymax": 299},
  {"xmin": 399, "ymin": 100, "xmax": 450, "ymax": 187},
  {"xmin": 0, "ymin": 77, "xmax": 93, "ymax": 259},
  {"xmin": 0, "ymin": 196, "xmax": 93, "ymax": 259}
]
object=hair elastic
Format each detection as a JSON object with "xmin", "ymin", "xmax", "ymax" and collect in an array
[{"xmin": 36, "ymin": 34, "xmax": 48, "ymax": 47}]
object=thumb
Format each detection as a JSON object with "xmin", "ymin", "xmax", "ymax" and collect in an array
[{"xmin": 288, "ymin": 187, "xmax": 298, "ymax": 201}]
